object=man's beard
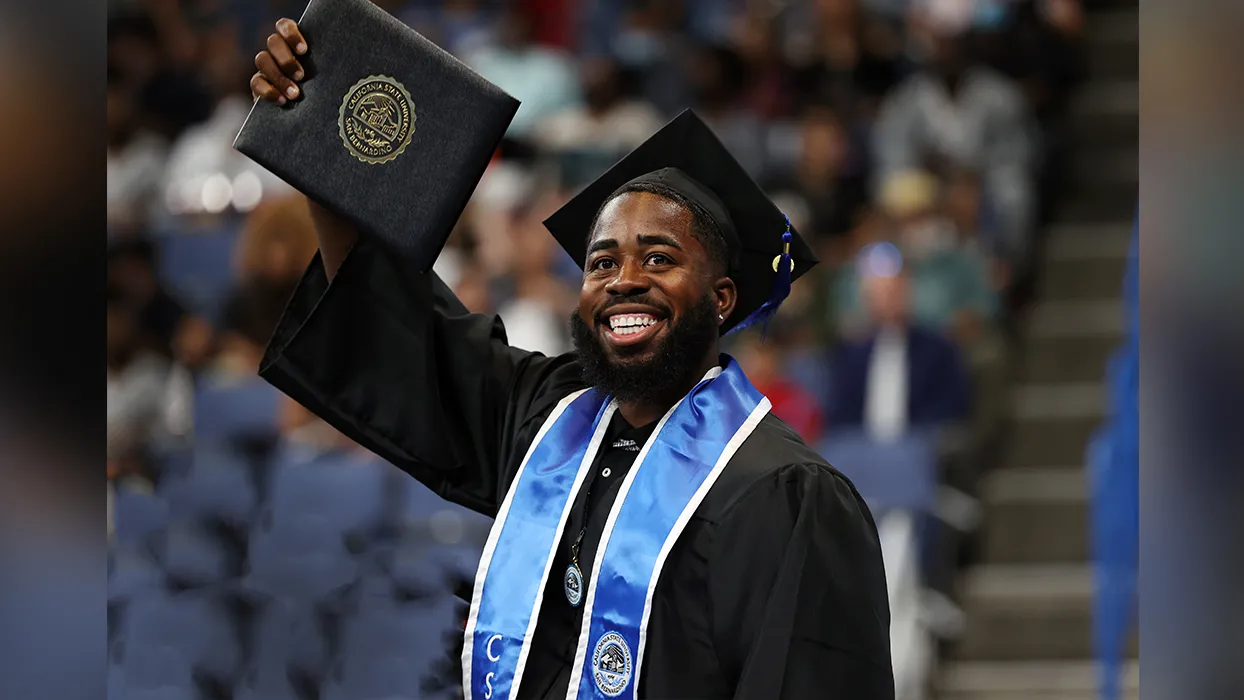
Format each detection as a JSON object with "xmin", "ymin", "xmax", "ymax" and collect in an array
[{"xmin": 570, "ymin": 293, "xmax": 720, "ymax": 408}]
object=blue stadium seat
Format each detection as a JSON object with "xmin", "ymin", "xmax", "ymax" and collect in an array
[
  {"xmin": 396, "ymin": 479, "xmax": 493, "ymax": 557},
  {"xmin": 321, "ymin": 596, "xmax": 460, "ymax": 700},
  {"xmin": 155, "ymin": 520, "xmax": 238, "ymax": 587},
  {"xmin": 396, "ymin": 473, "xmax": 447, "ymax": 528},
  {"xmin": 192, "ymin": 379, "xmax": 282, "ymax": 446},
  {"xmin": 155, "ymin": 227, "xmax": 238, "ymax": 316},
  {"xmin": 115, "ymin": 645, "xmax": 196, "ymax": 700},
  {"xmin": 113, "ymin": 487, "xmax": 170, "ymax": 544},
  {"xmin": 157, "ymin": 445, "xmax": 258, "ymax": 527},
  {"xmin": 118, "ymin": 590, "xmax": 243, "ymax": 694},
  {"xmin": 785, "ymin": 348, "xmax": 833, "ymax": 415},
  {"xmin": 108, "ymin": 543, "xmax": 165, "ymax": 602},
  {"xmin": 234, "ymin": 600, "xmax": 332, "ymax": 700},
  {"xmin": 246, "ymin": 512, "xmax": 363, "ymax": 602},
  {"xmin": 817, "ymin": 429, "xmax": 938, "ymax": 515},
  {"xmin": 243, "ymin": 447, "xmax": 394, "ymax": 600},
  {"xmin": 266, "ymin": 447, "xmax": 394, "ymax": 538},
  {"xmin": 106, "ymin": 663, "xmax": 126, "ymax": 700}
]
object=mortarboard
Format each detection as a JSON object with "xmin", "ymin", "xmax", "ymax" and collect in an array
[
  {"xmin": 542, "ymin": 109, "xmax": 819, "ymax": 335},
  {"xmin": 233, "ymin": 0, "xmax": 519, "ymax": 271}
]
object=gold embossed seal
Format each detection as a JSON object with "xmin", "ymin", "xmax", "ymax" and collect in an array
[{"xmin": 338, "ymin": 75, "xmax": 416, "ymax": 164}]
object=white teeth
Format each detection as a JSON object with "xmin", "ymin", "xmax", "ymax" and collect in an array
[{"xmin": 608, "ymin": 314, "xmax": 657, "ymax": 332}]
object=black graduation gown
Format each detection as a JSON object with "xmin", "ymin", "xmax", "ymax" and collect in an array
[{"xmin": 260, "ymin": 237, "xmax": 895, "ymax": 700}]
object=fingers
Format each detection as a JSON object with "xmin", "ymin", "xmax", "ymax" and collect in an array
[
  {"xmin": 266, "ymin": 31, "xmax": 304, "ymax": 82},
  {"xmin": 275, "ymin": 18, "xmax": 308, "ymax": 56},
  {"xmin": 250, "ymin": 19, "xmax": 307, "ymax": 106},
  {"xmin": 250, "ymin": 71, "xmax": 286, "ymax": 105},
  {"xmin": 255, "ymin": 50, "xmax": 300, "ymax": 101}
]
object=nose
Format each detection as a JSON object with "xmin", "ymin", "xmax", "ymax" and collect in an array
[{"xmin": 604, "ymin": 259, "xmax": 650, "ymax": 297}]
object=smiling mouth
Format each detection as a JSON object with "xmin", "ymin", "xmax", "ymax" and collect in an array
[{"xmin": 601, "ymin": 312, "xmax": 666, "ymax": 348}]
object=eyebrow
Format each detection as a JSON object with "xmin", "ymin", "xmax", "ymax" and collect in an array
[{"xmin": 586, "ymin": 234, "xmax": 684, "ymax": 257}]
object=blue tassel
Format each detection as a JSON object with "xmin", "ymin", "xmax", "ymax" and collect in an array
[{"xmin": 726, "ymin": 218, "xmax": 793, "ymax": 340}]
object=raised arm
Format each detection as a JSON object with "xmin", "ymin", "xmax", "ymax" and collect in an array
[
  {"xmin": 250, "ymin": 19, "xmax": 580, "ymax": 516},
  {"xmin": 252, "ymin": 18, "xmax": 356, "ymax": 279}
]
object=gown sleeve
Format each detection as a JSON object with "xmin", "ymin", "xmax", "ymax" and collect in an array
[
  {"xmin": 258, "ymin": 236, "xmax": 580, "ymax": 515},
  {"xmin": 709, "ymin": 463, "xmax": 894, "ymax": 700}
]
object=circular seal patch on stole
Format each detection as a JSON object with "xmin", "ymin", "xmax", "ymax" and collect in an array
[
  {"xmin": 592, "ymin": 631, "xmax": 633, "ymax": 697},
  {"xmin": 338, "ymin": 75, "xmax": 416, "ymax": 164},
  {"xmin": 564, "ymin": 563, "xmax": 584, "ymax": 607}
]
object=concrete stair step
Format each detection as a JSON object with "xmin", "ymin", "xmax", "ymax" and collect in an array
[
  {"xmin": 1083, "ymin": 0, "xmax": 1137, "ymax": 11},
  {"xmin": 1011, "ymin": 382, "xmax": 1106, "ymax": 422},
  {"xmin": 1069, "ymin": 149, "xmax": 1136, "ymax": 187},
  {"xmin": 1026, "ymin": 299, "xmax": 1124, "ymax": 339},
  {"xmin": 938, "ymin": 660, "xmax": 1139, "ymax": 700},
  {"xmin": 1085, "ymin": 32, "xmax": 1136, "ymax": 82},
  {"xmin": 1085, "ymin": 7, "xmax": 1138, "ymax": 47},
  {"xmin": 1054, "ymin": 186, "xmax": 1135, "ymax": 224},
  {"xmin": 1002, "ymin": 412, "xmax": 1101, "ymax": 470},
  {"xmin": 1085, "ymin": 40, "xmax": 1136, "ymax": 82},
  {"xmin": 1001, "ymin": 382, "xmax": 1105, "ymax": 467},
  {"xmin": 954, "ymin": 564, "xmax": 1137, "ymax": 660},
  {"xmin": 1018, "ymin": 330, "xmax": 1120, "ymax": 383},
  {"xmin": 980, "ymin": 467, "xmax": 1089, "ymax": 564},
  {"xmin": 1068, "ymin": 80, "xmax": 1136, "ymax": 120},
  {"xmin": 1042, "ymin": 223, "xmax": 1131, "ymax": 263},
  {"xmin": 1067, "ymin": 112, "xmax": 1136, "ymax": 151},
  {"xmin": 1037, "ymin": 256, "xmax": 1129, "ymax": 301}
]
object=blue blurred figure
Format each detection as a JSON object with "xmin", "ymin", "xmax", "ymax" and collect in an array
[{"xmin": 1089, "ymin": 214, "xmax": 1138, "ymax": 700}]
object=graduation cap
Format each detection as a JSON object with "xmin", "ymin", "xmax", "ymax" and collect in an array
[{"xmin": 543, "ymin": 109, "xmax": 819, "ymax": 335}]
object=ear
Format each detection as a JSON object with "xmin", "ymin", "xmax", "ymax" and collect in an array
[{"xmin": 713, "ymin": 276, "xmax": 737, "ymax": 327}]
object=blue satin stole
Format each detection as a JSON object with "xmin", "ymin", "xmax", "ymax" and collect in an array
[{"xmin": 463, "ymin": 358, "xmax": 771, "ymax": 700}]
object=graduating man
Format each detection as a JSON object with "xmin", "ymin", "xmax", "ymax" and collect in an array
[{"xmin": 252, "ymin": 18, "xmax": 892, "ymax": 700}]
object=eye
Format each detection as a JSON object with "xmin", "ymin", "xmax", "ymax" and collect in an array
[
  {"xmin": 646, "ymin": 253, "xmax": 673, "ymax": 266},
  {"xmin": 588, "ymin": 257, "xmax": 616, "ymax": 272}
]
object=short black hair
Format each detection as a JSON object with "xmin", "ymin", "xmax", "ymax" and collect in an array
[{"xmin": 591, "ymin": 181, "xmax": 732, "ymax": 277}]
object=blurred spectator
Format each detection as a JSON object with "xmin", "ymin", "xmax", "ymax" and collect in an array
[
  {"xmin": 160, "ymin": 10, "xmax": 290, "ymax": 221},
  {"xmin": 107, "ymin": 285, "xmax": 193, "ymax": 481},
  {"xmin": 463, "ymin": 6, "xmax": 582, "ymax": 141},
  {"xmin": 434, "ymin": 217, "xmax": 481, "ymax": 293},
  {"xmin": 175, "ymin": 195, "xmax": 318, "ymax": 375},
  {"xmin": 835, "ymin": 170, "xmax": 998, "ymax": 345},
  {"xmin": 766, "ymin": 104, "xmax": 870, "ymax": 244},
  {"xmin": 735, "ymin": 332, "xmax": 825, "ymax": 442},
  {"xmin": 398, "ymin": 0, "xmax": 499, "ymax": 57},
  {"xmin": 107, "ymin": 7, "xmax": 214, "ymax": 143},
  {"xmin": 107, "ymin": 236, "xmax": 188, "ymax": 358},
  {"xmin": 976, "ymin": 0, "xmax": 1084, "ymax": 126},
  {"xmin": 787, "ymin": 0, "xmax": 905, "ymax": 123},
  {"xmin": 685, "ymin": 42, "xmax": 767, "ymax": 177},
  {"xmin": 606, "ymin": 0, "xmax": 694, "ymax": 117},
  {"xmin": 107, "ymin": 70, "xmax": 169, "ymax": 234},
  {"xmin": 976, "ymin": 0, "xmax": 1086, "ymax": 228},
  {"xmin": 531, "ymin": 57, "xmax": 665, "ymax": 159},
  {"xmin": 873, "ymin": 7, "xmax": 1037, "ymax": 264},
  {"xmin": 731, "ymin": 11, "xmax": 797, "ymax": 121},
  {"xmin": 492, "ymin": 195, "xmax": 575, "ymax": 356},
  {"xmin": 232, "ymin": 194, "xmax": 321, "ymax": 287},
  {"xmin": 452, "ymin": 259, "xmax": 494, "ymax": 316},
  {"xmin": 278, "ymin": 394, "xmax": 364, "ymax": 454},
  {"xmin": 827, "ymin": 243, "xmax": 970, "ymax": 442},
  {"xmin": 200, "ymin": 278, "xmax": 294, "ymax": 385}
]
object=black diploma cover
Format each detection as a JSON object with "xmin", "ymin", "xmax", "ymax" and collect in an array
[{"xmin": 233, "ymin": 0, "xmax": 519, "ymax": 270}]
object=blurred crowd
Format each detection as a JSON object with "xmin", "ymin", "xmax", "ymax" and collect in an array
[
  {"xmin": 108, "ymin": 0, "xmax": 1087, "ymax": 694},
  {"xmin": 108, "ymin": 0, "xmax": 1085, "ymax": 461}
]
